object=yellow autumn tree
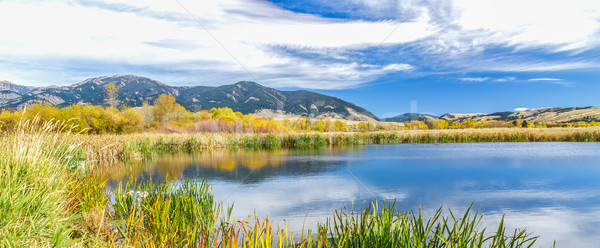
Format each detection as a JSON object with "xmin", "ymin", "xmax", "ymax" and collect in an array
[
  {"xmin": 333, "ymin": 120, "xmax": 347, "ymax": 132},
  {"xmin": 153, "ymin": 94, "xmax": 185, "ymax": 124}
]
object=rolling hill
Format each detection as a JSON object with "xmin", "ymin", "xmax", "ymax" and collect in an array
[
  {"xmin": 384, "ymin": 108, "xmax": 600, "ymax": 123},
  {"xmin": 382, "ymin": 113, "xmax": 438, "ymax": 122},
  {"xmin": 440, "ymin": 107, "xmax": 600, "ymax": 123}
]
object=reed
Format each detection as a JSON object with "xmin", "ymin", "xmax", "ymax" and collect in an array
[
  {"xmin": 78, "ymin": 127, "xmax": 600, "ymax": 164},
  {"xmin": 106, "ymin": 178, "xmax": 552, "ymax": 248},
  {"xmin": 322, "ymin": 201, "xmax": 546, "ymax": 248},
  {"xmin": 111, "ymin": 178, "xmax": 220, "ymax": 247}
]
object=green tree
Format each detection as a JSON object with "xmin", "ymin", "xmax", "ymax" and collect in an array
[{"xmin": 521, "ymin": 120, "xmax": 529, "ymax": 128}]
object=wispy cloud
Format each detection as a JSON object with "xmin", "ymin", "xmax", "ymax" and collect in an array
[
  {"xmin": 459, "ymin": 77, "xmax": 489, "ymax": 82},
  {"xmin": 527, "ymin": 77, "xmax": 573, "ymax": 86},
  {"xmin": 495, "ymin": 76, "xmax": 516, "ymax": 82},
  {"xmin": 492, "ymin": 61, "xmax": 599, "ymax": 72},
  {"xmin": 529, "ymin": 78, "xmax": 561, "ymax": 81}
]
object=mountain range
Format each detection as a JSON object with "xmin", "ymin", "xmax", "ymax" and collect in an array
[
  {"xmin": 0, "ymin": 75, "xmax": 378, "ymax": 121},
  {"xmin": 2, "ymin": 75, "xmax": 599, "ymax": 123}
]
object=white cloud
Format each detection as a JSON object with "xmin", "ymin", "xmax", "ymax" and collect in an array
[
  {"xmin": 527, "ymin": 77, "xmax": 573, "ymax": 86},
  {"xmin": 343, "ymin": 0, "xmax": 600, "ymax": 73},
  {"xmin": 0, "ymin": 0, "xmax": 435, "ymax": 88},
  {"xmin": 529, "ymin": 78, "xmax": 561, "ymax": 81},
  {"xmin": 0, "ymin": 0, "xmax": 598, "ymax": 87},
  {"xmin": 472, "ymin": 60, "xmax": 600, "ymax": 72},
  {"xmin": 446, "ymin": 0, "xmax": 600, "ymax": 52},
  {"xmin": 459, "ymin": 77, "xmax": 489, "ymax": 82},
  {"xmin": 495, "ymin": 76, "xmax": 516, "ymax": 82},
  {"xmin": 514, "ymin": 108, "xmax": 529, "ymax": 112},
  {"xmin": 382, "ymin": 63, "xmax": 414, "ymax": 71}
]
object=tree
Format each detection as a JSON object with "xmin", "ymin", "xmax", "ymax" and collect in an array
[
  {"xmin": 427, "ymin": 119, "xmax": 448, "ymax": 130},
  {"xmin": 139, "ymin": 100, "xmax": 154, "ymax": 128},
  {"xmin": 521, "ymin": 120, "xmax": 529, "ymax": 128},
  {"xmin": 153, "ymin": 94, "xmax": 185, "ymax": 124},
  {"xmin": 462, "ymin": 119, "xmax": 479, "ymax": 129},
  {"xmin": 314, "ymin": 119, "xmax": 326, "ymax": 132},
  {"xmin": 104, "ymin": 82, "xmax": 120, "ymax": 108},
  {"xmin": 334, "ymin": 120, "xmax": 347, "ymax": 132}
]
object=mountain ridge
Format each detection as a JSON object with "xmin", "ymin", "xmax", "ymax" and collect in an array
[
  {"xmin": 382, "ymin": 113, "xmax": 438, "ymax": 122},
  {"xmin": 0, "ymin": 75, "xmax": 378, "ymax": 121},
  {"xmin": 385, "ymin": 107, "xmax": 600, "ymax": 123}
]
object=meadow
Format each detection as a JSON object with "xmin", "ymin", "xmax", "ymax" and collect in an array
[{"xmin": 0, "ymin": 117, "xmax": 562, "ymax": 247}]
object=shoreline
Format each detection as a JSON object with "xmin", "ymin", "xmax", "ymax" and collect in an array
[{"xmin": 81, "ymin": 127, "xmax": 600, "ymax": 164}]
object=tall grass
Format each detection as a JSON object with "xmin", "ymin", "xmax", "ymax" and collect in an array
[
  {"xmin": 0, "ymin": 116, "xmax": 83, "ymax": 246},
  {"xmin": 79, "ymin": 127, "xmax": 600, "ymax": 164},
  {"xmin": 107, "ymin": 178, "xmax": 549, "ymax": 248},
  {"xmin": 108, "ymin": 177, "xmax": 321, "ymax": 247},
  {"xmin": 111, "ymin": 178, "xmax": 220, "ymax": 247},
  {"xmin": 322, "ymin": 201, "xmax": 544, "ymax": 248}
]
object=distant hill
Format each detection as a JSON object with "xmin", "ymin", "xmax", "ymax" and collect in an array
[
  {"xmin": 501, "ymin": 107, "xmax": 600, "ymax": 123},
  {"xmin": 440, "ymin": 112, "xmax": 514, "ymax": 122},
  {"xmin": 384, "ymin": 107, "xmax": 600, "ymax": 124},
  {"xmin": 382, "ymin": 113, "xmax": 438, "ymax": 122},
  {"xmin": 0, "ymin": 75, "xmax": 378, "ymax": 121},
  {"xmin": 441, "ymin": 108, "xmax": 600, "ymax": 123}
]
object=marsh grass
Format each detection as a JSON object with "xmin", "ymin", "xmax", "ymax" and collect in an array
[
  {"xmin": 79, "ymin": 127, "xmax": 600, "ymax": 164},
  {"xmin": 77, "ymin": 156, "xmax": 561, "ymax": 248},
  {"xmin": 322, "ymin": 201, "xmax": 546, "ymax": 248},
  {"xmin": 111, "ymin": 178, "xmax": 220, "ymax": 247},
  {"xmin": 0, "ymin": 116, "xmax": 84, "ymax": 246},
  {"xmin": 106, "ymin": 178, "xmax": 551, "ymax": 247}
]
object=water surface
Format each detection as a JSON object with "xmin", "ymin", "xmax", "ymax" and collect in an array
[{"xmin": 106, "ymin": 143, "xmax": 600, "ymax": 247}]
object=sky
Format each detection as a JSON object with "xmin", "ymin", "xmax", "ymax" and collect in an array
[{"xmin": 0, "ymin": 0, "xmax": 599, "ymax": 117}]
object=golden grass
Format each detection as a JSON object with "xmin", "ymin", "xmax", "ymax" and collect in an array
[
  {"xmin": 0, "ymin": 116, "xmax": 85, "ymax": 246},
  {"xmin": 78, "ymin": 127, "xmax": 600, "ymax": 166}
]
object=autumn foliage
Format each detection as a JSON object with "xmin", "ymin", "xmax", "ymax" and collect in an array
[{"xmin": 1, "ymin": 94, "xmax": 599, "ymax": 134}]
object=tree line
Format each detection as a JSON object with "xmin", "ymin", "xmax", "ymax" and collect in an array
[{"xmin": 0, "ymin": 93, "xmax": 404, "ymax": 134}]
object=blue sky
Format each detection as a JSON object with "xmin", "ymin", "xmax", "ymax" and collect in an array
[{"xmin": 0, "ymin": 0, "xmax": 599, "ymax": 117}]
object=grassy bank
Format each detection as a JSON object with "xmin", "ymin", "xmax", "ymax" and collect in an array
[
  {"xmin": 1, "ymin": 119, "xmax": 560, "ymax": 247},
  {"xmin": 0, "ymin": 117, "xmax": 85, "ymax": 246},
  {"xmin": 81, "ymin": 127, "xmax": 600, "ymax": 164}
]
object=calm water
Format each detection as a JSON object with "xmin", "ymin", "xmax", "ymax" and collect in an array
[{"xmin": 106, "ymin": 143, "xmax": 600, "ymax": 247}]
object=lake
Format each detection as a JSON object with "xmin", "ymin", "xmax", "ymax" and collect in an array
[{"xmin": 105, "ymin": 142, "xmax": 600, "ymax": 247}]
